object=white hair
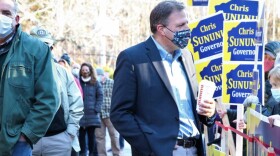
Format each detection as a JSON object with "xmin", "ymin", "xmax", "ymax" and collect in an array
[
  {"xmin": 268, "ymin": 65, "xmax": 280, "ymax": 81},
  {"xmin": 275, "ymin": 53, "xmax": 280, "ymax": 67}
]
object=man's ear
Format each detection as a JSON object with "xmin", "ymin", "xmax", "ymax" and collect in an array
[
  {"xmin": 15, "ymin": 15, "xmax": 20, "ymax": 24},
  {"xmin": 156, "ymin": 24, "xmax": 166, "ymax": 36}
]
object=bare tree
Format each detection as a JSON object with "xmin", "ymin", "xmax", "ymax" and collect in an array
[{"xmin": 17, "ymin": 0, "xmax": 280, "ymax": 68}]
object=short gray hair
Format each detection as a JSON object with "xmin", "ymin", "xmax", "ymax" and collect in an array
[
  {"xmin": 150, "ymin": 0, "xmax": 185, "ymax": 33},
  {"xmin": 268, "ymin": 65, "xmax": 280, "ymax": 81}
]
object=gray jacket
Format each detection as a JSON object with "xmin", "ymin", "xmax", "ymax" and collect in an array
[{"xmin": 55, "ymin": 64, "xmax": 84, "ymax": 152}]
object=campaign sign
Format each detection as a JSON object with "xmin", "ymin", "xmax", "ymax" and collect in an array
[
  {"xmin": 223, "ymin": 20, "xmax": 263, "ymax": 62},
  {"xmin": 208, "ymin": 0, "xmax": 259, "ymax": 20},
  {"xmin": 222, "ymin": 63, "xmax": 263, "ymax": 104},
  {"xmin": 188, "ymin": 12, "xmax": 224, "ymax": 61},
  {"xmin": 195, "ymin": 56, "xmax": 222, "ymax": 98},
  {"xmin": 187, "ymin": 0, "xmax": 208, "ymax": 6},
  {"xmin": 248, "ymin": 109, "xmax": 280, "ymax": 155},
  {"xmin": 208, "ymin": 144, "xmax": 226, "ymax": 156}
]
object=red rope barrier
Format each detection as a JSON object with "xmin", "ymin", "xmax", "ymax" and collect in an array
[
  {"xmin": 215, "ymin": 121, "xmax": 276, "ymax": 154},
  {"xmin": 254, "ymin": 137, "xmax": 280, "ymax": 156},
  {"xmin": 215, "ymin": 121, "xmax": 253, "ymax": 142},
  {"xmin": 268, "ymin": 152, "xmax": 276, "ymax": 156},
  {"xmin": 227, "ymin": 126, "xmax": 254, "ymax": 142},
  {"xmin": 254, "ymin": 137, "xmax": 271, "ymax": 153},
  {"xmin": 215, "ymin": 121, "xmax": 228, "ymax": 131}
]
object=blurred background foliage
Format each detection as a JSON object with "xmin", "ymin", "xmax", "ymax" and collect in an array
[{"xmin": 17, "ymin": 0, "xmax": 280, "ymax": 77}]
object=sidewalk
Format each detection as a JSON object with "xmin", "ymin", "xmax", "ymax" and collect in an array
[
  {"xmin": 105, "ymin": 134, "xmax": 185, "ymax": 155},
  {"xmin": 105, "ymin": 132, "xmax": 131, "ymax": 156}
]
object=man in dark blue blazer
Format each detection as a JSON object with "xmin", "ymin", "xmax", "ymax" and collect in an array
[{"xmin": 110, "ymin": 1, "xmax": 216, "ymax": 156}]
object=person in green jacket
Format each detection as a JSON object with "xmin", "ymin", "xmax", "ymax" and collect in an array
[{"xmin": 0, "ymin": 0, "xmax": 60, "ymax": 155}]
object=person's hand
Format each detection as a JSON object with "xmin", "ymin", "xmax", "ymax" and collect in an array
[
  {"xmin": 217, "ymin": 109, "xmax": 227, "ymax": 119},
  {"xmin": 197, "ymin": 98, "xmax": 216, "ymax": 117},
  {"xmin": 233, "ymin": 119, "xmax": 246, "ymax": 130},
  {"xmin": 268, "ymin": 115, "xmax": 280, "ymax": 127},
  {"xmin": 19, "ymin": 134, "xmax": 27, "ymax": 142},
  {"xmin": 67, "ymin": 132, "xmax": 75, "ymax": 141},
  {"xmin": 243, "ymin": 95, "xmax": 259, "ymax": 107}
]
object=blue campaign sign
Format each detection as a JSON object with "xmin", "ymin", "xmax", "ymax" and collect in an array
[
  {"xmin": 188, "ymin": 0, "xmax": 208, "ymax": 6},
  {"xmin": 209, "ymin": 0, "xmax": 259, "ymax": 20},
  {"xmin": 224, "ymin": 64, "xmax": 263, "ymax": 104},
  {"xmin": 223, "ymin": 21, "xmax": 263, "ymax": 62},
  {"xmin": 199, "ymin": 57, "xmax": 222, "ymax": 98},
  {"xmin": 188, "ymin": 12, "xmax": 224, "ymax": 61}
]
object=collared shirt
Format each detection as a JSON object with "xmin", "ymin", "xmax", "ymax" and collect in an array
[
  {"xmin": 100, "ymin": 78, "xmax": 114, "ymax": 119},
  {"xmin": 0, "ymin": 30, "xmax": 15, "ymax": 50},
  {"xmin": 0, "ymin": 33, "xmax": 14, "ymax": 55},
  {"xmin": 151, "ymin": 36, "xmax": 200, "ymax": 139},
  {"xmin": 0, "ymin": 32, "xmax": 14, "ymax": 46}
]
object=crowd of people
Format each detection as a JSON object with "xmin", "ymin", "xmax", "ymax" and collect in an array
[
  {"xmin": 0, "ymin": 0, "xmax": 122, "ymax": 155},
  {"xmin": 30, "ymin": 28, "xmax": 122, "ymax": 156},
  {"xmin": 1, "ymin": 0, "xmax": 279, "ymax": 156}
]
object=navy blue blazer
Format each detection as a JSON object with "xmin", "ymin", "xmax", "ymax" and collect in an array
[{"xmin": 110, "ymin": 37, "xmax": 215, "ymax": 156}]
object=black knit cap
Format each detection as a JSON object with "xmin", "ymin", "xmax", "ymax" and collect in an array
[
  {"xmin": 265, "ymin": 41, "xmax": 280, "ymax": 58},
  {"xmin": 60, "ymin": 53, "xmax": 71, "ymax": 65}
]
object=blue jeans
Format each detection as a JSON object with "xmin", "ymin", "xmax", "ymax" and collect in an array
[{"xmin": 12, "ymin": 141, "xmax": 32, "ymax": 156}]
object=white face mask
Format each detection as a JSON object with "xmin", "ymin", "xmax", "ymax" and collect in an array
[
  {"xmin": 0, "ymin": 14, "xmax": 13, "ymax": 39},
  {"xmin": 72, "ymin": 68, "xmax": 80, "ymax": 77},
  {"xmin": 271, "ymin": 88, "xmax": 280, "ymax": 102}
]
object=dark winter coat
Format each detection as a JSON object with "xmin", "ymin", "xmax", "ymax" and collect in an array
[
  {"xmin": 79, "ymin": 80, "xmax": 103, "ymax": 127},
  {"xmin": 263, "ymin": 97, "xmax": 280, "ymax": 117}
]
